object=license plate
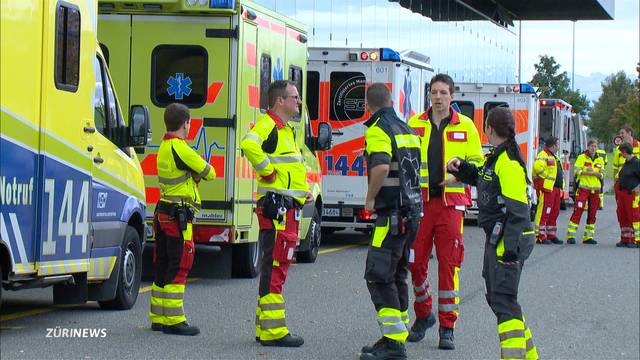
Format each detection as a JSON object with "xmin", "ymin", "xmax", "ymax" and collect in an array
[
  {"xmin": 323, "ymin": 208, "xmax": 340, "ymax": 217},
  {"xmin": 341, "ymin": 207, "xmax": 353, "ymax": 217}
]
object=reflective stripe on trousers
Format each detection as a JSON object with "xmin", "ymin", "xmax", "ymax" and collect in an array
[
  {"xmin": 149, "ymin": 283, "xmax": 186, "ymax": 326},
  {"xmin": 256, "ymin": 293, "xmax": 288, "ymax": 341},
  {"xmin": 377, "ymin": 307, "xmax": 408, "ymax": 343}
]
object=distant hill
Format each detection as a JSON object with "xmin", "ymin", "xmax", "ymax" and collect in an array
[{"xmin": 573, "ymin": 72, "xmax": 608, "ymax": 103}]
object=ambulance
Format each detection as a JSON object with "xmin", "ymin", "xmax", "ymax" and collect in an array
[
  {"xmin": 97, "ymin": 0, "xmax": 331, "ymax": 275},
  {"xmin": 452, "ymin": 83, "xmax": 540, "ymax": 219},
  {"xmin": 538, "ymin": 99, "xmax": 574, "ymax": 208},
  {"xmin": 307, "ymin": 47, "xmax": 433, "ymax": 234},
  {"xmin": 1, "ymin": 0, "xmax": 150, "ymax": 308}
]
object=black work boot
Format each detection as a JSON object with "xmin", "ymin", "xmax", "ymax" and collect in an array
[
  {"xmin": 407, "ymin": 312, "xmax": 436, "ymax": 342},
  {"xmin": 162, "ymin": 322, "xmax": 200, "ymax": 336},
  {"xmin": 260, "ymin": 333, "xmax": 304, "ymax": 347},
  {"xmin": 438, "ymin": 327, "xmax": 455, "ymax": 350},
  {"xmin": 361, "ymin": 337, "xmax": 386, "ymax": 354},
  {"xmin": 541, "ymin": 240, "xmax": 552, "ymax": 245},
  {"xmin": 151, "ymin": 323, "xmax": 163, "ymax": 331},
  {"xmin": 616, "ymin": 241, "xmax": 627, "ymax": 248},
  {"xmin": 582, "ymin": 239, "xmax": 598, "ymax": 245},
  {"xmin": 360, "ymin": 337, "xmax": 407, "ymax": 360},
  {"xmin": 549, "ymin": 237, "xmax": 563, "ymax": 245},
  {"xmin": 566, "ymin": 238, "xmax": 576, "ymax": 244}
]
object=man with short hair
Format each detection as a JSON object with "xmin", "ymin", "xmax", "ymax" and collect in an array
[
  {"xmin": 566, "ymin": 140, "xmax": 604, "ymax": 245},
  {"xmin": 533, "ymin": 136, "xmax": 564, "ymax": 245},
  {"xmin": 150, "ymin": 103, "xmax": 217, "ymax": 336},
  {"xmin": 360, "ymin": 83, "xmax": 422, "ymax": 360},
  {"xmin": 241, "ymin": 80, "xmax": 312, "ymax": 347},
  {"xmin": 613, "ymin": 126, "xmax": 640, "ymax": 246},
  {"xmin": 616, "ymin": 140, "xmax": 640, "ymax": 248},
  {"xmin": 405, "ymin": 74, "xmax": 483, "ymax": 349}
]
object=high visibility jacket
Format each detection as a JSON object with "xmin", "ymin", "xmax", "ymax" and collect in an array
[
  {"xmin": 364, "ymin": 107, "xmax": 422, "ymax": 212},
  {"xmin": 574, "ymin": 151, "xmax": 605, "ymax": 191},
  {"xmin": 533, "ymin": 148, "xmax": 563, "ymax": 192},
  {"xmin": 613, "ymin": 139, "xmax": 640, "ymax": 181},
  {"xmin": 157, "ymin": 134, "xmax": 216, "ymax": 211},
  {"xmin": 240, "ymin": 111, "xmax": 309, "ymax": 205},
  {"xmin": 453, "ymin": 142, "xmax": 534, "ymax": 260},
  {"xmin": 408, "ymin": 106, "xmax": 483, "ymax": 206},
  {"xmin": 596, "ymin": 149, "xmax": 608, "ymax": 166}
]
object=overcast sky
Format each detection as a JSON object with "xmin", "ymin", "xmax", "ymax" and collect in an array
[{"xmin": 520, "ymin": 0, "xmax": 639, "ymax": 86}]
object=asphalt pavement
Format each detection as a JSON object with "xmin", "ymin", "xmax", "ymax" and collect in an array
[{"xmin": 1, "ymin": 195, "xmax": 638, "ymax": 360}]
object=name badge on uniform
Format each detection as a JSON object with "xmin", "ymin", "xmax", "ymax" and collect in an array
[
  {"xmin": 447, "ymin": 131, "xmax": 467, "ymax": 142},
  {"xmin": 546, "ymin": 159, "xmax": 555, "ymax": 166},
  {"xmin": 295, "ymin": 208, "xmax": 301, "ymax": 221}
]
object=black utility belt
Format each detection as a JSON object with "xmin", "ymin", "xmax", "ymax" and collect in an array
[
  {"xmin": 378, "ymin": 208, "xmax": 420, "ymax": 237},
  {"xmin": 156, "ymin": 201, "xmax": 195, "ymax": 231},
  {"xmin": 260, "ymin": 192, "xmax": 299, "ymax": 221}
]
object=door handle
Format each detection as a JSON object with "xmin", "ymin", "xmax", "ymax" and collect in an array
[
  {"xmin": 84, "ymin": 126, "xmax": 96, "ymax": 133},
  {"xmin": 93, "ymin": 156, "xmax": 104, "ymax": 164},
  {"xmin": 332, "ymin": 131, "xmax": 344, "ymax": 136},
  {"xmin": 87, "ymin": 145, "xmax": 94, "ymax": 152}
]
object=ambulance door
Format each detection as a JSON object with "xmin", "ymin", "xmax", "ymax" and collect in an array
[
  {"xmin": 323, "ymin": 61, "xmax": 371, "ymax": 207},
  {"xmin": 36, "ymin": 0, "xmax": 92, "ymax": 275},
  {"xmin": 234, "ymin": 20, "xmax": 257, "ymax": 228},
  {"xmin": 130, "ymin": 15, "xmax": 232, "ymax": 223}
]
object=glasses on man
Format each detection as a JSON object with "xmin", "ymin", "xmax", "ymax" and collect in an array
[{"xmin": 284, "ymin": 95, "xmax": 300, "ymax": 101}]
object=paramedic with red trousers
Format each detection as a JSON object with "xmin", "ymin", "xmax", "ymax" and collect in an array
[
  {"xmin": 613, "ymin": 126, "xmax": 640, "ymax": 247},
  {"xmin": 616, "ymin": 141, "xmax": 640, "ymax": 248},
  {"xmin": 533, "ymin": 137, "xmax": 564, "ymax": 245},
  {"xmin": 406, "ymin": 74, "xmax": 484, "ymax": 349},
  {"xmin": 240, "ymin": 80, "xmax": 312, "ymax": 347},
  {"xmin": 149, "ymin": 103, "xmax": 217, "ymax": 336}
]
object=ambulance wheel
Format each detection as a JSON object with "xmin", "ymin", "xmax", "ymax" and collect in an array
[
  {"xmin": 232, "ymin": 241, "xmax": 261, "ymax": 278},
  {"xmin": 297, "ymin": 208, "xmax": 321, "ymax": 263},
  {"xmin": 99, "ymin": 226, "xmax": 142, "ymax": 310}
]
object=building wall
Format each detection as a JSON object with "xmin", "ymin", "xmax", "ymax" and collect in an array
[{"xmin": 252, "ymin": 0, "xmax": 518, "ymax": 84}]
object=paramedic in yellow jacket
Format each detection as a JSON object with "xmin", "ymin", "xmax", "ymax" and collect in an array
[
  {"xmin": 150, "ymin": 103, "xmax": 216, "ymax": 336},
  {"xmin": 533, "ymin": 137, "xmax": 564, "ymax": 245},
  {"xmin": 566, "ymin": 140, "xmax": 605, "ymax": 244},
  {"xmin": 241, "ymin": 80, "xmax": 312, "ymax": 348},
  {"xmin": 406, "ymin": 74, "xmax": 484, "ymax": 349}
]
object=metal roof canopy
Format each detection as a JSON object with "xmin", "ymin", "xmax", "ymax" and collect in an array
[{"xmin": 390, "ymin": 0, "xmax": 614, "ymax": 27}]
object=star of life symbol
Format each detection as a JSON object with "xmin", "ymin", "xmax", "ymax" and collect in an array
[
  {"xmin": 401, "ymin": 153, "xmax": 420, "ymax": 189},
  {"xmin": 97, "ymin": 192, "xmax": 108, "ymax": 209},
  {"xmin": 273, "ymin": 58, "xmax": 284, "ymax": 81},
  {"xmin": 167, "ymin": 73, "xmax": 192, "ymax": 100}
]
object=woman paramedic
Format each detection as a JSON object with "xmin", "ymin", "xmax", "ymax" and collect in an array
[{"xmin": 446, "ymin": 107, "xmax": 538, "ymax": 360}]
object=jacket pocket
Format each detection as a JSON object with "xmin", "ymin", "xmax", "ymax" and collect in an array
[
  {"xmin": 273, "ymin": 235, "xmax": 297, "ymax": 264},
  {"xmin": 179, "ymin": 240, "xmax": 195, "ymax": 272}
]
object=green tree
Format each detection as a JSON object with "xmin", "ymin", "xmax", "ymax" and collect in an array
[
  {"xmin": 530, "ymin": 55, "xmax": 570, "ymax": 97},
  {"xmin": 612, "ymin": 64, "xmax": 640, "ymax": 134},
  {"xmin": 588, "ymin": 71, "xmax": 635, "ymax": 144},
  {"xmin": 530, "ymin": 55, "xmax": 590, "ymax": 115}
]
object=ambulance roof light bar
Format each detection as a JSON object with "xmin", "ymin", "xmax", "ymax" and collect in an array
[
  {"xmin": 209, "ymin": 0, "xmax": 235, "ymax": 8},
  {"xmin": 380, "ymin": 48, "xmax": 401, "ymax": 61}
]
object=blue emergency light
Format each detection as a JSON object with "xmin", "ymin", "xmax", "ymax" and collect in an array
[
  {"xmin": 380, "ymin": 48, "xmax": 401, "ymax": 61},
  {"xmin": 210, "ymin": 0, "xmax": 235, "ymax": 8},
  {"xmin": 519, "ymin": 83, "xmax": 535, "ymax": 93}
]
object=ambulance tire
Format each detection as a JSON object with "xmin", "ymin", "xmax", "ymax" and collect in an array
[
  {"xmin": 0, "ymin": 265, "xmax": 3, "ymax": 306},
  {"xmin": 232, "ymin": 241, "xmax": 261, "ymax": 278},
  {"xmin": 98, "ymin": 226, "xmax": 142, "ymax": 310},
  {"xmin": 297, "ymin": 208, "xmax": 321, "ymax": 263}
]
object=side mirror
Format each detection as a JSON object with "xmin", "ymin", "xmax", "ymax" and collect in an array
[
  {"xmin": 315, "ymin": 122, "xmax": 332, "ymax": 151},
  {"xmin": 127, "ymin": 105, "xmax": 151, "ymax": 148}
]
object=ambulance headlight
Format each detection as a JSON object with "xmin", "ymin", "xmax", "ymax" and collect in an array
[
  {"xmin": 198, "ymin": 0, "xmax": 208, "ymax": 5},
  {"xmin": 186, "ymin": 0, "xmax": 197, "ymax": 6}
]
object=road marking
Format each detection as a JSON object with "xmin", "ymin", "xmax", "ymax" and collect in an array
[
  {"xmin": 0, "ymin": 325, "xmax": 26, "ymax": 330},
  {"xmin": 318, "ymin": 242, "xmax": 366, "ymax": 255}
]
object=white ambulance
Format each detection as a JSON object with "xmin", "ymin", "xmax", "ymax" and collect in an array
[
  {"xmin": 452, "ymin": 83, "xmax": 540, "ymax": 219},
  {"xmin": 306, "ymin": 48, "xmax": 433, "ymax": 234}
]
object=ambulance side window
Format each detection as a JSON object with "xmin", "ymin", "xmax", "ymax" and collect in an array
[
  {"xmin": 329, "ymin": 71, "xmax": 366, "ymax": 121},
  {"xmin": 456, "ymin": 101, "xmax": 475, "ymax": 121},
  {"xmin": 483, "ymin": 102, "xmax": 509, "ymax": 132},
  {"xmin": 307, "ymin": 71, "xmax": 320, "ymax": 120},
  {"xmin": 260, "ymin": 54, "xmax": 272, "ymax": 112},
  {"xmin": 93, "ymin": 57, "xmax": 107, "ymax": 135},
  {"xmin": 151, "ymin": 45, "xmax": 207, "ymax": 108},
  {"xmin": 54, "ymin": 3, "xmax": 81, "ymax": 92},
  {"xmin": 289, "ymin": 66, "xmax": 303, "ymax": 114}
]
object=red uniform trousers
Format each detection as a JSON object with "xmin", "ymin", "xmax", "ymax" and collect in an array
[
  {"xmin": 409, "ymin": 196, "xmax": 464, "ymax": 329},
  {"xmin": 569, "ymin": 189, "xmax": 600, "ymax": 226},
  {"xmin": 255, "ymin": 206, "xmax": 300, "ymax": 341},
  {"xmin": 616, "ymin": 188, "xmax": 640, "ymax": 245},
  {"xmin": 535, "ymin": 187, "xmax": 561, "ymax": 241}
]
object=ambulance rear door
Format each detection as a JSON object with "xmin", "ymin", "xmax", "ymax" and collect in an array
[
  {"xmin": 322, "ymin": 61, "xmax": 373, "ymax": 209},
  {"xmin": 129, "ymin": 15, "xmax": 233, "ymax": 224}
]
